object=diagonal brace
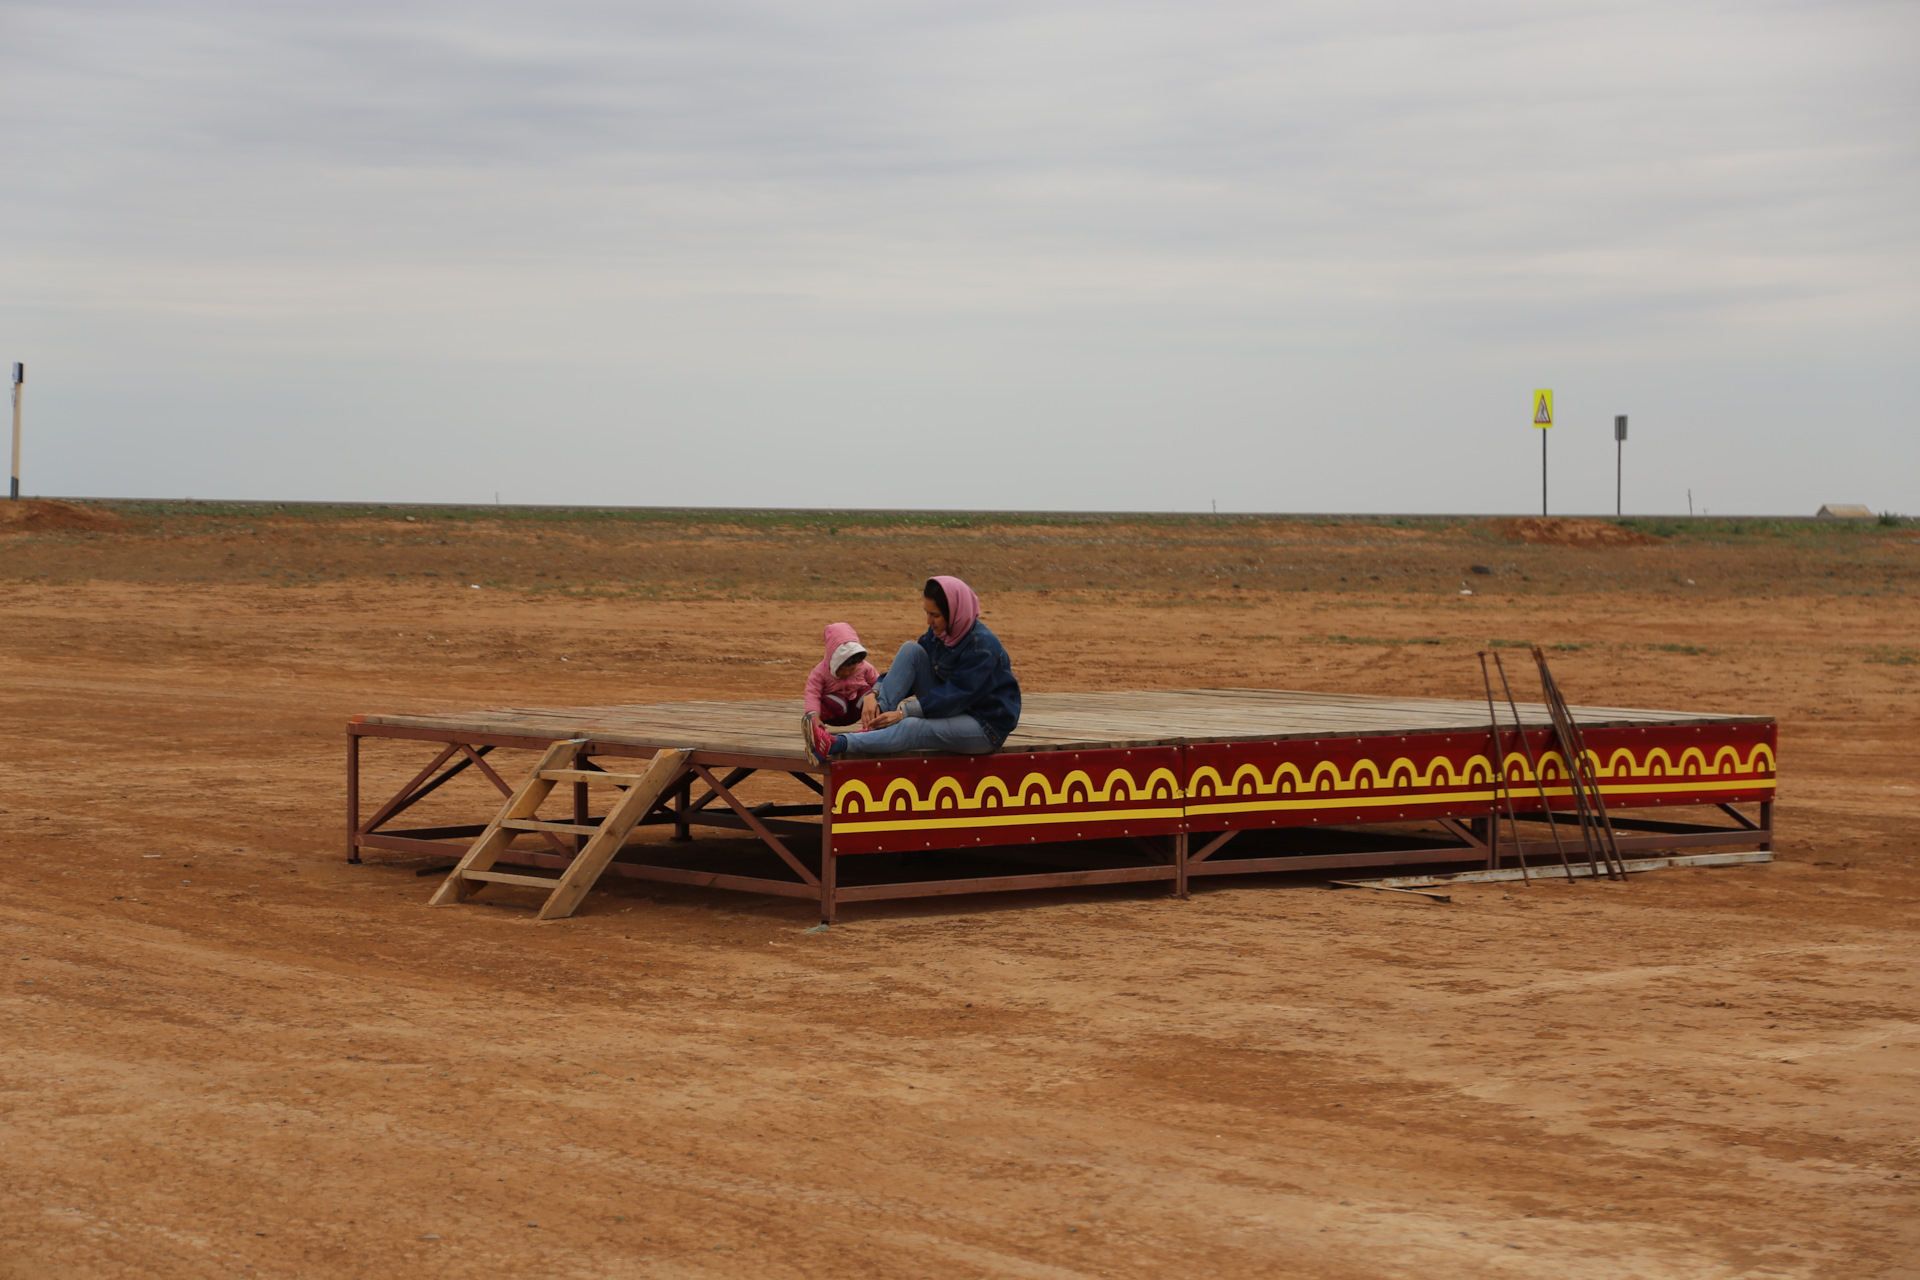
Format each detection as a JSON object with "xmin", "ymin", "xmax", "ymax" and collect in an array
[
  {"xmin": 691, "ymin": 764, "xmax": 819, "ymax": 888},
  {"xmin": 459, "ymin": 742, "xmax": 569, "ymax": 856},
  {"xmin": 1187, "ymin": 829, "xmax": 1241, "ymax": 863}
]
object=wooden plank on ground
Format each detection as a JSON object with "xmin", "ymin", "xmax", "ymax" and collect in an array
[{"xmin": 463, "ymin": 870, "xmax": 565, "ymax": 889}]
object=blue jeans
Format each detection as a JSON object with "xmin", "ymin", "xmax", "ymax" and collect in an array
[{"xmin": 838, "ymin": 642, "xmax": 995, "ymax": 756}]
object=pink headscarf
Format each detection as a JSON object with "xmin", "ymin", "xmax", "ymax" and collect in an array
[{"xmin": 925, "ymin": 575, "xmax": 979, "ymax": 647}]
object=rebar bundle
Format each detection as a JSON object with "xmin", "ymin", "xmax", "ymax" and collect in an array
[{"xmin": 1530, "ymin": 645, "xmax": 1628, "ymax": 882}]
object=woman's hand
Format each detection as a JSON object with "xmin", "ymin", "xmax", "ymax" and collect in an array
[
  {"xmin": 859, "ymin": 692, "xmax": 880, "ymax": 730},
  {"xmin": 868, "ymin": 710, "xmax": 906, "ymax": 730}
]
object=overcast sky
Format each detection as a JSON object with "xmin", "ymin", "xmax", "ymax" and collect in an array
[{"xmin": 3, "ymin": 0, "xmax": 1915, "ymax": 514}]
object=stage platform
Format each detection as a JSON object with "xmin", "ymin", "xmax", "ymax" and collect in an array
[{"xmin": 348, "ymin": 689, "xmax": 1776, "ymax": 921}]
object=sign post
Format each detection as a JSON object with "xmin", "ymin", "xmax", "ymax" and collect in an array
[
  {"xmin": 1614, "ymin": 414, "xmax": 1628, "ymax": 516},
  {"xmin": 1533, "ymin": 388, "xmax": 1553, "ymax": 515},
  {"xmin": 9, "ymin": 363, "xmax": 21, "ymax": 501}
]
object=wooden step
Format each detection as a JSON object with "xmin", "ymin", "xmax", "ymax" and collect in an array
[
  {"xmin": 502, "ymin": 818, "xmax": 602, "ymax": 835},
  {"xmin": 430, "ymin": 742, "xmax": 692, "ymax": 920},
  {"xmin": 460, "ymin": 869, "xmax": 565, "ymax": 888}
]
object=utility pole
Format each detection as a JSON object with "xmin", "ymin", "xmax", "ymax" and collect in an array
[
  {"xmin": 9, "ymin": 363, "xmax": 21, "ymax": 501},
  {"xmin": 1614, "ymin": 414, "xmax": 1627, "ymax": 516}
]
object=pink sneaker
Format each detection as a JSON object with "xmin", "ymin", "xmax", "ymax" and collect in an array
[{"xmin": 801, "ymin": 711, "xmax": 834, "ymax": 766}]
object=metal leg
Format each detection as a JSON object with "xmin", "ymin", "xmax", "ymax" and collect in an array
[
  {"xmin": 347, "ymin": 731, "xmax": 361, "ymax": 864},
  {"xmin": 1174, "ymin": 832, "xmax": 1189, "ymax": 899},
  {"xmin": 820, "ymin": 817, "xmax": 838, "ymax": 925},
  {"xmin": 1471, "ymin": 816, "xmax": 1496, "ymax": 870},
  {"xmin": 1759, "ymin": 799, "xmax": 1774, "ymax": 852},
  {"xmin": 671, "ymin": 779, "xmax": 692, "ymax": 842},
  {"xmin": 817, "ymin": 775, "xmax": 833, "ymax": 924},
  {"xmin": 574, "ymin": 777, "xmax": 591, "ymax": 854}
]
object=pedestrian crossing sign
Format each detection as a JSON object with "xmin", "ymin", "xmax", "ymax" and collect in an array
[{"xmin": 1533, "ymin": 389, "xmax": 1554, "ymax": 428}]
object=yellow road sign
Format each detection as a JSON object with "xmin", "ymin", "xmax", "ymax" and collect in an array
[{"xmin": 1533, "ymin": 389, "xmax": 1554, "ymax": 428}]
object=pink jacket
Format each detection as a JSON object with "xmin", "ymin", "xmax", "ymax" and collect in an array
[{"xmin": 804, "ymin": 622, "xmax": 879, "ymax": 715}]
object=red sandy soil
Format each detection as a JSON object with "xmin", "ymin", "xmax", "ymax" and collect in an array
[
  {"xmin": 2, "ymin": 508, "xmax": 1917, "ymax": 1279},
  {"xmin": 0, "ymin": 499, "xmax": 125, "ymax": 534},
  {"xmin": 1491, "ymin": 517, "xmax": 1664, "ymax": 547}
]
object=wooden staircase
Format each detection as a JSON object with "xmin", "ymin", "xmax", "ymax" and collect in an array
[{"xmin": 428, "ymin": 739, "xmax": 691, "ymax": 920}]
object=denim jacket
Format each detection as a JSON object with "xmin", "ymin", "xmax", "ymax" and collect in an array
[{"xmin": 915, "ymin": 621, "xmax": 1021, "ymax": 747}]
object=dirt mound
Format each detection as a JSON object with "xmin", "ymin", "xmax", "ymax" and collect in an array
[
  {"xmin": 0, "ymin": 499, "xmax": 126, "ymax": 534},
  {"xmin": 1493, "ymin": 517, "xmax": 1660, "ymax": 547}
]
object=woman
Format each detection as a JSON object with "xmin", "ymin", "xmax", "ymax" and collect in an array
[{"xmin": 803, "ymin": 575, "xmax": 1020, "ymax": 761}]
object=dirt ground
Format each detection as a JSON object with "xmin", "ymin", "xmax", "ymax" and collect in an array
[{"xmin": 3, "ymin": 503, "xmax": 1917, "ymax": 1279}]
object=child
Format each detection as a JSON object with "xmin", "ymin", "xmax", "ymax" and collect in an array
[{"xmin": 804, "ymin": 622, "xmax": 879, "ymax": 728}]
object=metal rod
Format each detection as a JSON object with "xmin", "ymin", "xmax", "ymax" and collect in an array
[
  {"xmin": 1537, "ymin": 662, "xmax": 1606, "ymax": 877},
  {"xmin": 1537, "ymin": 650, "xmax": 1628, "ymax": 880},
  {"xmin": 1336, "ymin": 850, "xmax": 1771, "ymax": 891},
  {"xmin": 1563, "ymin": 710, "xmax": 1627, "ymax": 879},
  {"xmin": 1330, "ymin": 880, "xmax": 1452, "ymax": 903},
  {"xmin": 1532, "ymin": 647, "xmax": 1625, "ymax": 881},
  {"xmin": 1478, "ymin": 652, "xmax": 1529, "ymax": 885},
  {"xmin": 1492, "ymin": 652, "xmax": 1578, "ymax": 881}
]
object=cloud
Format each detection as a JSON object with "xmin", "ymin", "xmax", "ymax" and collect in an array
[{"xmin": 3, "ymin": 0, "xmax": 1916, "ymax": 511}]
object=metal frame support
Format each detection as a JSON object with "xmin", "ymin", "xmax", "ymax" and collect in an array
[
  {"xmin": 820, "ymin": 777, "xmax": 837, "ymax": 925},
  {"xmin": 345, "ymin": 723, "xmax": 1775, "ymax": 920},
  {"xmin": 346, "ymin": 731, "xmax": 361, "ymax": 863}
]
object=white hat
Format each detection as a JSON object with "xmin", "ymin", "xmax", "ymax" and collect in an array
[{"xmin": 830, "ymin": 640, "xmax": 867, "ymax": 672}]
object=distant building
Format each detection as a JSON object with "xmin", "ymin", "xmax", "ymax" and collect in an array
[{"xmin": 1816, "ymin": 504, "xmax": 1875, "ymax": 520}]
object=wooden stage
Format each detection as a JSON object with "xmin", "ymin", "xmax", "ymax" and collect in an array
[{"xmin": 347, "ymin": 689, "xmax": 1777, "ymax": 921}]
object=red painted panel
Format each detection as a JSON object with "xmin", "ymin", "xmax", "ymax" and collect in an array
[
  {"xmin": 828, "ymin": 747, "xmax": 1185, "ymax": 856},
  {"xmin": 1184, "ymin": 722, "xmax": 1776, "ymax": 832},
  {"xmin": 1573, "ymin": 721, "xmax": 1776, "ymax": 808}
]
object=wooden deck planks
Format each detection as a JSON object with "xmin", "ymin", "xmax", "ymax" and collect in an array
[{"xmin": 362, "ymin": 689, "xmax": 1769, "ymax": 760}]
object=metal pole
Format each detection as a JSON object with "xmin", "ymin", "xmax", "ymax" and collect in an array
[
  {"xmin": 1531, "ymin": 389, "xmax": 1553, "ymax": 516},
  {"xmin": 1478, "ymin": 652, "xmax": 1529, "ymax": 884},
  {"xmin": 346, "ymin": 730, "xmax": 361, "ymax": 864},
  {"xmin": 1493, "ymin": 652, "xmax": 1576, "ymax": 881},
  {"xmin": 1614, "ymin": 414, "xmax": 1627, "ymax": 517},
  {"xmin": 9, "ymin": 363, "xmax": 21, "ymax": 501},
  {"xmin": 819, "ymin": 771, "xmax": 837, "ymax": 926}
]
